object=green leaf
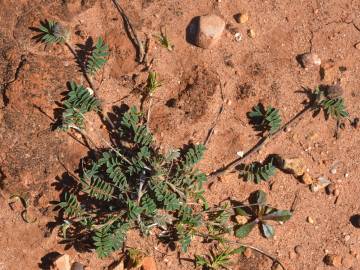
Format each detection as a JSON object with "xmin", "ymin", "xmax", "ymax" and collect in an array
[
  {"xmin": 261, "ymin": 223, "xmax": 275, "ymax": 238},
  {"xmin": 235, "ymin": 221, "xmax": 256, "ymax": 238},
  {"xmin": 262, "ymin": 210, "xmax": 292, "ymax": 222},
  {"xmin": 86, "ymin": 37, "xmax": 109, "ymax": 75},
  {"xmin": 254, "ymin": 190, "xmax": 267, "ymax": 205}
]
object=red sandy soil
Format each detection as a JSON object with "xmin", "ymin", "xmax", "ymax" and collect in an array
[{"xmin": 0, "ymin": 0, "xmax": 360, "ymax": 269}]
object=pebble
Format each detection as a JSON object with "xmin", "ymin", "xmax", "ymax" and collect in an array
[
  {"xmin": 235, "ymin": 13, "xmax": 249, "ymax": 24},
  {"xmin": 326, "ymin": 183, "xmax": 337, "ymax": 195},
  {"xmin": 294, "ymin": 245, "xmax": 304, "ymax": 256},
  {"xmin": 235, "ymin": 215, "xmax": 248, "ymax": 225},
  {"xmin": 355, "ymin": 42, "xmax": 360, "ymax": 50},
  {"xmin": 234, "ymin": 32, "xmax": 242, "ymax": 42},
  {"xmin": 310, "ymin": 177, "xmax": 331, "ymax": 192},
  {"xmin": 51, "ymin": 254, "xmax": 71, "ymax": 270},
  {"xmin": 307, "ymin": 216, "xmax": 314, "ymax": 224},
  {"xmin": 284, "ymin": 126, "xmax": 291, "ymax": 132},
  {"xmin": 350, "ymin": 215, "xmax": 360, "ymax": 228},
  {"xmin": 299, "ymin": 53, "xmax": 321, "ymax": 68},
  {"xmin": 344, "ymin": 235, "xmax": 351, "ymax": 241},
  {"xmin": 243, "ymin": 248, "xmax": 252, "ymax": 258},
  {"xmin": 301, "ymin": 172, "xmax": 314, "ymax": 185},
  {"xmin": 247, "ymin": 29, "xmax": 255, "ymax": 38},
  {"xmin": 282, "ymin": 157, "xmax": 306, "ymax": 177},
  {"xmin": 324, "ymin": 254, "xmax": 342, "ymax": 267},
  {"xmin": 330, "ymin": 168, "xmax": 337, "ymax": 174},
  {"xmin": 195, "ymin": 14, "xmax": 225, "ymax": 49}
]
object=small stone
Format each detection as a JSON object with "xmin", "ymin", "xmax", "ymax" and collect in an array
[
  {"xmin": 294, "ymin": 245, "xmax": 304, "ymax": 256},
  {"xmin": 344, "ymin": 235, "xmax": 351, "ymax": 241},
  {"xmin": 86, "ymin": 87, "xmax": 94, "ymax": 96},
  {"xmin": 333, "ymin": 189, "xmax": 340, "ymax": 196},
  {"xmin": 330, "ymin": 168, "xmax": 337, "ymax": 174},
  {"xmin": 301, "ymin": 172, "xmax": 314, "ymax": 185},
  {"xmin": 196, "ymin": 14, "xmax": 226, "ymax": 49},
  {"xmin": 235, "ymin": 215, "xmax": 248, "ymax": 225},
  {"xmin": 326, "ymin": 183, "xmax": 337, "ymax": 195},
  {"xmin": 324, "ymin": 254, "xmax": 342, "ymax": 267},
  {"xmin": 247, "ymin": 29, "xmax": 255, "ymax": 38},
  {"xmin": 235, "ymin": 13, "xmax": 249, "ymax": 24},
  {"xmin": 350, "ymin": 215, "xmax": 360, "ymax": 228},
  {"xmin": 71, "ymin": 262, "xmax": 84, "ymax": 270},
  {"xmin": 299, "ymin": 53, "xmax": 321, "ymax": 68},
  {"xmin": 355, "ymin": 42, "xmax": 360, "ymax": 50},
  {"xmin": 284, "ymin": 126, "xmax": 291, "ymax": 132},
  {"xmin": 282, "ymin": 157, "xmax": 306, "ymax": 177},
  {"xmin": 310, "ymin": 177, "xmax": 331, "ymax": 192},
  {"xmin": 243, "ymin": 248, "xmax": 252, "ymax": 258},
  {"xmin": 51, "ymin": 254, "xmax": 71, "ymax": 270},
  {"xmin": 307, "ymin": 216, "xmax": 314, "ymax": 224},
  {"xmin": 234, "ymin": 32, "xmax": 242, "ymax": 42},
  {"xmin": 236, "ymin": 151, "xmax": 244, "ymax": 157},
  {"xmin": 141, "ymin": 257, "xmax": 157, "ymax": 270}
]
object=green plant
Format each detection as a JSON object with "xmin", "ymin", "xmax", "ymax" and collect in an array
[
  {"xmin": 234, "ymin": 190, "xmax": 292, "ymax": 239},
  {"xmin": 37, "ymin": 20, "xmax": 69, "ymax": 44},
  {"xmin": 146, "ymin": 71, "xmax": 162, "ymax": 96},
  {"xmin": 59, "ymin": 81, "xmax": 100, "ymax": 130},
  {"xmin": 57, "ymin": 106, "xmax": 208, "ymax": 257},
  {"xmin": 248, "ymin": 104, "xmax": 282, "ymax": 136},
  {"xmin": 156, "ymin": 28, "xmax": 173, "ymax": 51},
  {"xmin": 195, "ymin": 245, "xmax": 245, "ymax": 270},
  {"xmin": 237, "ymin": 160, "xmax": 276, "ymax": 183},
  {"xmin": 86, "ymin": 37, "xmax": 109, "ymax": 75}
]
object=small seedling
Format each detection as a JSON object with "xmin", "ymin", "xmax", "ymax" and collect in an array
[
  {"xmin": 195, "ymin": 245, "xmax": 245, "ymax": 270},
  {"xmin": 156, "ymin": 28, "xmax": 173, "ymax": 51},
  {"xmin": 234, "ymin": 190, "xmax": 292, "ymax": 239},
  {"xmin": 37, "ymin": 20, "xmax": 70, "ymax": 44},
  {"xmin": 248, "ymin": 104, "xmax": 282, "ymax": 136},
  {"xmin": 146, "ymin": 71, "xmax": 162, "ymax": 96}
]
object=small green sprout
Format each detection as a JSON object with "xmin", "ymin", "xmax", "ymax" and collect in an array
[
  {"xmin": 195, "ymin": 245, "xmax": 245, "ymax": 270},
  {"xmin": 234, "ymin": 190, "xmax": 292, "ymax": 239},
  {"xmin": 156, "ymin": 28, "xmax": 173, "ymax": 51},
  {"xmin": 146, "ymin": 71, "xmax": 162, "ymax": 96}
]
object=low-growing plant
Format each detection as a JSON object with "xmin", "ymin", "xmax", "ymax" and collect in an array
[
  {"xmin": 234, "ymin": 190, "xmax": 292, "ymax": 239},
  {"xmin": 31, "ymin": 16, "xmax": 354, "ymax": 270},
  {"xmin": 195, "ymin": 245, "xmax": 245, "ymax": 270},
  {"xmin": 156, "ymin": 28, "xmax": 173, "ymax": 51},
  {"xmin": 57, "ymin": 106, "xmax": 209, "ymax": 257}
]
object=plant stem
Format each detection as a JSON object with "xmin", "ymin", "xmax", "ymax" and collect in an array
[{"xmin": 208, "ymin": 104, "xmax": 312, "ymax": 181}]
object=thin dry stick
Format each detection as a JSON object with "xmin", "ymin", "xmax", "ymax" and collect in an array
[
  {"xmin": 112, "ymin": 0, "xmax": 145, "ymax": 63},
  {"xmin": 208, "ymin": 104, "xmax": 312, "ymax": 181},
  {"xmin": 204, "ymin": 76, "xmax": 225, "ymax": 146}
]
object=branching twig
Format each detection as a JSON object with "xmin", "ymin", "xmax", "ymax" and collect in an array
[
  {"xmin": 204, "ymin": 76, "xmax": 225, "ymax": 146},
  {"xmin": 208, "ymin": 104, "xmax": 312, "ymax": 181},
  {"xmin": 112, "ymin": 0, "xmax": 145, "ymax": 63}
]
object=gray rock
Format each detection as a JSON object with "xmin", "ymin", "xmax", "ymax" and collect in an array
[{"xmin": 195, "ymin": 14, "xmax": 225, "ymax": 49}]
